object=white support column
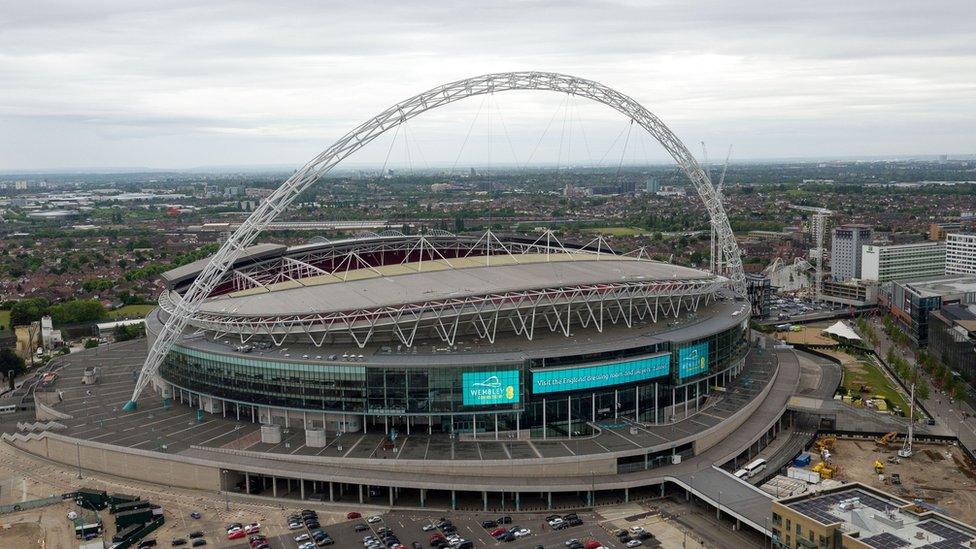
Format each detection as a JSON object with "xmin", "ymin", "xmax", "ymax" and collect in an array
[
  {"xmin": 635, "ymin": 386, "xmax": 640, "ymax": 422},
  {"xmin": 494, "ymin": 414, "xmax": 498, "ymax": 440},
  {"xmin": 684, "ymin": 385, "xmax": 689, "ymax": 417},
  {"xmin": 542, "ymin": 398, "xmax": 547, "ymax": 440},
  {"xmin": 614, "ymin": 390, "xmax": 619, "ymax": 419},
  {"xmin": 567, "ymin": 395, "xmax": 572, "ymax": 439},
  {"xmin": 591, "ymin": 395, "xmax": 596, "ymax": 422},
  {"xmin": 654, "ymin": 382, "xmax": 659, "ymax": 424},
  {"xmin": 671, "ymin": 388, "xmax": 675, "ymax": 421}
]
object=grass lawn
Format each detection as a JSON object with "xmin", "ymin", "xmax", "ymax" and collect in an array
[
  {"xmin": 107, "ymin": 304, "xmax": 155, "ymax": 320},
  {"xmin": 842, "ymin": 357, "xmax": 911, "ymax": 416},
  {"xmin": 0, "ymin": 310, "xmax": 8, "ymax": 330},
  {"xmin": 584, "ymin": 226, "xmax": 646, "ymax": 237}
]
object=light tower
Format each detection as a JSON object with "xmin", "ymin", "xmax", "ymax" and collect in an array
[{"xmin": 790, "ymin": 205, "xmax": 833, "ymax": 302}]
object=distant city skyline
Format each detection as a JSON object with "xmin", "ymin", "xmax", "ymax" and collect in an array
[{"xmin": 1, "ymin": 1, "xmax": 973, "ymax": 170}]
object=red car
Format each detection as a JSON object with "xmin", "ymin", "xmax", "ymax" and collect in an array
[
  {"xmin": 227, "ymin": 530, "xmax": 245, "ymax": 540},
  {"xmin": 489, "ymin": 527, "xmax": 508, "ymax": 537},
  {"xmin": 347, "ymin": 511, "xmax": 362, "ymax": 519},
  {"xmin": 585, "ymin": 541, "xmax": 602, "ymax": 549}
]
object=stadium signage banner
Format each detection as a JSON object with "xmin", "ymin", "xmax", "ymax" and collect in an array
[
  {"xmin": 531, "ymin": 354, "xmax": 670, "ymax": 394},
  {"xmin": 678, "ymin": 341, "xmax": 709, "ymax": 379},
  {"xmin": 462, "ymin": 370, "xmax": 520, "ymax": 406}
]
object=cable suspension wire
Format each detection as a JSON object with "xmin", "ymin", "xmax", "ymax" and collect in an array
[
  {"xmin": 615, "ymin": 119, "xmax": 634, "ymax": 177},
  {"xmin": 451, "ymin": 93, "xmax": 488, "ymax": 175},
  {"xmin": 525, "ymin": 93, "xmax": 568, "ymax": 167},
  {"xmin": 380, "ymin": 123, "xmax": 401, "ymax": 177},
  {"xmin": 491, "ymin": 93, "xmax": 521, "ymax": 170},
  {"xmin": 572, "ymin": 95, "xmax": 596, "ymax": 169},
  {"xmin": 125, "ymin": 71, "xmax": 747, "ymax": 409},
  {"xmin": 596, "ymin": 122, "xmax": 631, "ymax": 168}
]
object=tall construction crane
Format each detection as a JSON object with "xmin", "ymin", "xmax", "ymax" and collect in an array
[{"xmin": 790, "ymin": 204, "xmax": 833, "ymax": 302}]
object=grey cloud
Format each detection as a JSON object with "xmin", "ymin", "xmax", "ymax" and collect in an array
[{"xmin": 0, "ymin": 0, "xmax": 973, "ymax": 169}]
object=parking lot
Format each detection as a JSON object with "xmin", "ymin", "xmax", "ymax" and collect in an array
[
  {"xmin": 217, "ymin": 509, "xmax": 636, "ymax": 549},
  {"xmin": 768, "ymin": 296, "xmax": 846, "ymax": 321}
]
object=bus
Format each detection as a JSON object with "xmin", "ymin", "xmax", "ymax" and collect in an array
[
  {"xmin": 733, "ymin": 469, "xmax": 749, "ymax": 480},
  {"xmin": 0, "ymin": 404, "xmax": 18, "ymax": 415},
  {"xmin": 743, "ymin": 458, "xmax": 767, "ymax": 478}
]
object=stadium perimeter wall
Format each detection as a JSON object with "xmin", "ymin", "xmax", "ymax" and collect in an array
[{"xmin": 2, "ymin": 432, "xmax": 220, "ymax": 492}]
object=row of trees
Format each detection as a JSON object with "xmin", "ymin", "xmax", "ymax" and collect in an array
[
  {"xmin": 918, "ymin": 350, "xmax": 968, "ymax": 402},
  {"xmin": 9, "ymin": 297, "xmax": 107, "ymax": 328},
  {"xmin": 886, "ymin": 348, "xmax": 931, "ymax": 401},
  {"xmin": 855, "ymin": 316, "xmax": 878, "ymax": 347}
]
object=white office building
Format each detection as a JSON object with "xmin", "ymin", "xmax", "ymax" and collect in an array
[
  {"xmin": 946, "ymin": 233, "xmax": 976, "ymax": 275},
  {"xmin": 830, "ymin": 224, "xmax": 873, "ymax": 281},
  {"xmin": 861, "ymin": 241, "xmax": 946, "ymax": 282}
]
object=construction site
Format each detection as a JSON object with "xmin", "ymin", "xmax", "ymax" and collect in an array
[{"xmin": 759, "ymin": 434, "xmax": 976, "ymax": 526}]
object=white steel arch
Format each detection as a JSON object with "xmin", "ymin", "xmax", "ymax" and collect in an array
[{"xmin": 124, "ymin": 71, "xmax": 745, "ymax": 409}]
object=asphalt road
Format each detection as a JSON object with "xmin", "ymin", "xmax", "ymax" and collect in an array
[{"xmin": 868, "ymin": 316, "xmax": 976, "ymax": 450}]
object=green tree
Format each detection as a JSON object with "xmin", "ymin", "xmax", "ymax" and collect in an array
[
  {"xmin": 0, "ymin": 348, "xmax": 26, "ymax": 380},
  {"xmin": 48, "ymin": 299, "xmax": 106, "ymax": 325},
  {"xmin": 83, "ymin": 338, "xmax": 99, "ymax": 349},
  {"xmin": 9, "ymin": 297, "xmax": 50, "ymax": 327},
  {"xmin": 113, "ymin": 323, "xmax": 146, "ymax": 342}
]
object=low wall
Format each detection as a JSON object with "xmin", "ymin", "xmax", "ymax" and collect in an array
[
  {"xmin": 2, "ymin": 432, "xmax": 220, "ymax": 492},
  {"xmin": 34, "ymin": 393, "xmax": 73, "ymax": 421}
]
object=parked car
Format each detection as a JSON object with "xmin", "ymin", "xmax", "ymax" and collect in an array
[
  {"xmin": 347, "ymin": 511, "xmax": 362, "ymax": 519},
  {"xmin": 191, "ymin": 540, "xmax": 207, "ymax": 548},
  {"xmin": 367, "ymin": 515, "xmax": 382, "ymax": 523}
]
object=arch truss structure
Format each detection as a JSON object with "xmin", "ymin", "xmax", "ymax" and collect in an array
[{"xmin": 125, "ymin": 71, "xmax": 745, "ymax": 409}]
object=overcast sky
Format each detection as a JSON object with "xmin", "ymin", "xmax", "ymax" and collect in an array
[{"xmin": 1, "ymin": 0, "xmax": 974, "ymax": 171}]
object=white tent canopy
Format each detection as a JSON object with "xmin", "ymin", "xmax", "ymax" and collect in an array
[{"xmin": 822, "ymin": 321, "xmax": 861, "ymax": 341}]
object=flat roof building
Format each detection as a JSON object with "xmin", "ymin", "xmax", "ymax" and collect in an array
[
  {"xmin": 946, "ymin": 232, "xmax": 976, "ymax": 276},
  {"xmin": 880, "ymin": 275, "xmax": 976, "ymax": 347},
  {"xmin": 772, "ymin": 483, "xmax": 976, "ymax": 548},
  {"xmin": 861, "ymin": 242, "xmax": 945, "ymax": 283}
]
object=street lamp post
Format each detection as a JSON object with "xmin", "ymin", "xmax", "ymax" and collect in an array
[{"xmin": 221, "ymin": 469, "xmax": 229, "ymax": 511}]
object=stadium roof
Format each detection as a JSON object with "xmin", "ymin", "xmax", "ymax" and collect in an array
[
  {"xmin": 161, "ymin": 243, "xmax": 287, "ymax": 288},
  {"xmin": 196, "ymin": 255, "xmax": 714, "ymax": 317}
]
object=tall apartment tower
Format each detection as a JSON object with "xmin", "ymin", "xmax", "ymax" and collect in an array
[
  {"xmin": 830, "ymin": 224, "xmax": 873, "ymax": 281},
  {"xmin": 946, "ymin": 233, "xmax": 976, "ymax": 275}
]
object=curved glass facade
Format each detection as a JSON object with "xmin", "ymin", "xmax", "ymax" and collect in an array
[{"xmin": 159, "ymin": 319, "xmax": 747, "ymax": 433}]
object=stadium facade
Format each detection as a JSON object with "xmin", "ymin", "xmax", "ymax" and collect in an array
[{"xmin": 146, "ymin": 231, "xmax": 750, "ymax": 437}]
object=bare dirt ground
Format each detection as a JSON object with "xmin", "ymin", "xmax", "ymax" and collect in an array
[
  {"xmin": 776, "ymin": 328, "xmax": 839, "ymax": 347},
  {"xmin": 0, "ymin": 442, "xmax": 350, "ymax": 548},
  {"xmin": 832, "ymin": 438, "xmax": 976, "ymax": 524}
]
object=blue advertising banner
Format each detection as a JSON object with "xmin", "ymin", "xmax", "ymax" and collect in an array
[
  {"xmin": 462, "ymin": 370, "xmax": 520, "ymax": 406},
  {"xmin": 531, "ymin": 354, "xmax": 670, "ymax": 394},
  {"xmin": 677, "ymin": 341, "xmax": 709, "ymax": 379}
]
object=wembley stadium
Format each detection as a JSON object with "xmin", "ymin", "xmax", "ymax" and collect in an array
[
  {"xmin": 1, "ymin": 74, "xmax": 797, "ymax": 528},
  {"xmin": 146, "ymin": 231, "xmax": 750, "ymax": 437}
]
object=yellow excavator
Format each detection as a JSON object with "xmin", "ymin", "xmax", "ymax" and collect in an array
[{"xmin": 876, "ymin": 432, "xmax": 897, "ymax": 447}]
